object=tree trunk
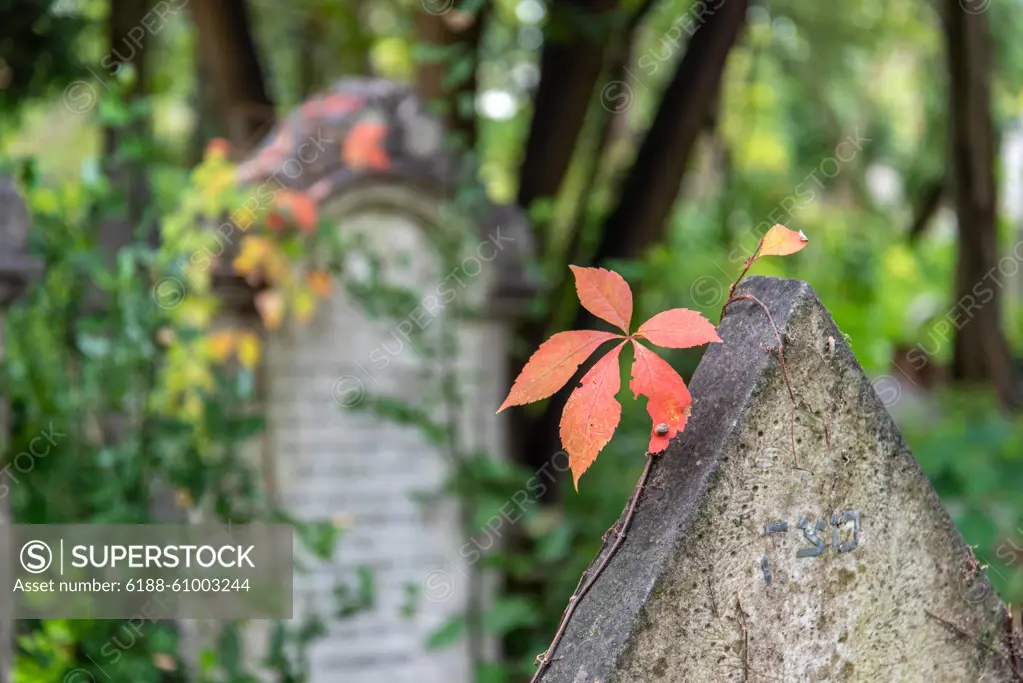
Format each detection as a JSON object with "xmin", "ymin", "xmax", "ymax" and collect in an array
[
  {"xmin": 944, "ymin": 0, "xmax": 1017, "ymax": 406},
  {"xmin": 516, "ymin": 0, "xmax": 620, "ymax": 214},
  {"xmin": 187, "ymin": 55, "xmax": 226, "ymax": 166},
  {"xmin": 102, "ymin": 0, "xmax": 153, "ymax": 248},
  {"xmin": 190, "ymin": 0, "xmax": 275, "ymax": 152},
  {"xmin": 413, "ymin": 7, "xmax": 486, "ymax": 151},
  {"xmin": 590, "ymin": 0, "xmax": 749, "ymax": 267}
]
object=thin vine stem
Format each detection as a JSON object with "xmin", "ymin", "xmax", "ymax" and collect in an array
[{"xmin": 529, "ymin": 452, "xmax": 655, "ymax": 682}]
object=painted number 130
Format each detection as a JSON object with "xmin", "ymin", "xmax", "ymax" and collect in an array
[{"xmin": 763, "ymin": 510, "xmax": 861, "ymax": 558}]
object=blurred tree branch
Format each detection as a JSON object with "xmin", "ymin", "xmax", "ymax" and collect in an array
[{"xmin": 516, "ymin": 0, "xmax": 621, "ymax": 216}]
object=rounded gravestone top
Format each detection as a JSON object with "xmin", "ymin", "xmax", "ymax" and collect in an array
[
  {"xmin": 233, "ymin": 77, "xmax": 538, "ymax": 313},
  {"xmin": 235, "ymin": 77, "xmax": 455, "ymax": 198}
]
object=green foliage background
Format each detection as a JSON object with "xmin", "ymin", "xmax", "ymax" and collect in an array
[{"xmin": 4, "ymin": 0, "xmax": 1023, "ymax": 681}]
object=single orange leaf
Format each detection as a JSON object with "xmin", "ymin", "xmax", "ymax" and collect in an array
[
  {"xmin": 560, "ymin": 342, "xmax": 626, "ymax": 489},
  {"xmin": 274, "ymin": 190, "xmax": 318, "ymax": 232},
  {"xmin": 498, "ymin": 330, "xmax": 622, "ymax": 412},
  {"xmin": 635, "ymin": 308, "xmax": 721, "ymax": 349},
  {"xmin": 343, "ymin": 122, "xmax": 390, "ymax": 171},
  {"xmin": 569, "ymin": 265, "xmax": 633, "ymax": 333},
  {"xmin": 759, "ymin": 224, "xmax": 808, "ymax": 257},
  {"xmin": 630, "ymin": 340, "xmax": 692, "ymax": 454}
]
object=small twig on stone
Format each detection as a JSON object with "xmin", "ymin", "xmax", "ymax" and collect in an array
[
  {"xmin": 723, "ymin": 293, "xmax": 807, "ymax": 471},
  {"xmin": 824, "ymin": 412, "xmax": 832, "ymax": 452},
  {"xmin": 924, "ymin": 609, "xmax": 1023, "ymax": 680},
  {"xmin": 707, "ymin": 567, "xmax": 719, "ymax": 619},
  {"xmin": 529, "ymin": 453, "xmax": 656, "ymax": 683},
  {"xmin": 736, "ymin": 591, "xmax": 750, "ymax": 682},
  {"xmin": 721, "ymin": 240, "xmax": 764, "ymax": 320}
]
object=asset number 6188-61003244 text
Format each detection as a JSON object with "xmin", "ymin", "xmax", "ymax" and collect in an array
[{"xmin": 124, "ymin": 578, "xmax": 250, "ymax": 592}]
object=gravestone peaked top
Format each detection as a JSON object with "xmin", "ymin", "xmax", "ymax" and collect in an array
[
  {"xmin": 231, "ymin": 76, "xmax": 535, "ymax": 313},
  {"xmin": 538, "ymin": 276, "xmax": 1016, "ymax": 683}
]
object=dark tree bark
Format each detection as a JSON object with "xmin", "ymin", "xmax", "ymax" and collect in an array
[
  {"xmin": 190, "ymin": 0, "xmax": 275, "ymax": 152},
  {"xmin": 414, "ymin": 7, "xmax": 487, "ymax": 151},
  {"xmin": 187, "ymin": 55, "xmax": 226, "ymax": 166},
  {"xmin": 516, "ymin": 0, "xmax": 620, "ymax": 212},
  {"xmin": 944, "ymin": 0, "xmax": 1017, "ymax": 406},
  {"xmin": 589, "ymin": 0, "xmax": 749, "ymax": 268},
  {"xmin": 102, "ymin": 0, "xmax": 153, "ymax": 248},
  {"xmin": 908, "ymin": 175, "xmax": 945, "ymax": 242}
]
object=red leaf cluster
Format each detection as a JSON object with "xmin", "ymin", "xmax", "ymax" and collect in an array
[{"xmin": 498, "ymin": 267, "xmax": 720, "ymax": 488}]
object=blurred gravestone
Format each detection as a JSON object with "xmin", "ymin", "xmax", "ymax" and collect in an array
[
  {"xmin": 0, "ymin": 177, "xmax": 41, "ymax": 683},
  {"xmin": 535, "ymin": 277, "xmax": 1017, "ymax": 683},
  {"xmin": 224, "ymin": 78, "xmax": 534, "ymax": 682}
]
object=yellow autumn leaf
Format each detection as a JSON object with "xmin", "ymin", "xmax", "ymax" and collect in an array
[
  {"xmin": 307, "ymin": 270, "xmax": 333, "ymax": 297},
  {"xmin": 233, "ymin": 236, "xmax": 271, "ymax": 277},
  {"xmin": 232, "ymin": 205, "xmax": 259, "ymax": 231},
  {"xmin": 178, "ymin": 297, "xmax": 217, "ymax": 328},
  {"xmin": 759, "ymin": 224, "xmax": 808, "ymax": 258},
  {"xmin": 183, "ymin": 393, "xmax": 203, "ymax": 420},
  {"xmin": 293, "ymin": 288, "xmax": 317, "ymax": 323},
  {"xmin": 237, "ymin": 332, "xmax": 261, "ymax": 369},
  {"xmin": 263, "ymin": 248, "xmax": 289, "ymax": 285},
  {"xmin": 175, "ymin": 489, "xmax": 194, "ymax": 510},
  {"xmin": 207, "ymin": 331, "xmax": 237, "ymax": 362}
]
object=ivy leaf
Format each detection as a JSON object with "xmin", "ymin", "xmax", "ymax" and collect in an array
[
  {"xmin": 630, "ymin": 340, "xmax": 692, "ymax": 454},
  {"xmin": 759, "ymin": 224, "xmax": 808, "ymax": 258},
  {"xmin": 497, "ymin": 330, "xmax": 622, "ymax": 412},
  {"xmin": 635, "ymin": 309, "xmax": 721, "ymax": 348},
  {"xmin": 560, "ymin": 342, "xmax": 626, "ymax": 489},
  {"xmin": 569, "ymin": 265, "xmax": 633, "ymax": 333}
]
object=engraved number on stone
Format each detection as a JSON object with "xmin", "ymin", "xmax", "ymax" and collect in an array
[
  {"xmin": 831, "ymin": 510, "xmax": 860, "ymax": 553},
  {"xmin": 796, "ymin": 517, "xmax": 826, "ymax": 558}
]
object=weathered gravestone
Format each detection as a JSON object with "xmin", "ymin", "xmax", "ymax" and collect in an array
[
  {"xmin": 536, "ymin": 276, "xmax": 1017, "ymax": 683},
  {"xmin": 222, "ymin": 78, "xmax": 534, "ymax": 682},
  {"xmin": 0, "ymin": 178, "xmax": 42, "ymax": 683}
]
